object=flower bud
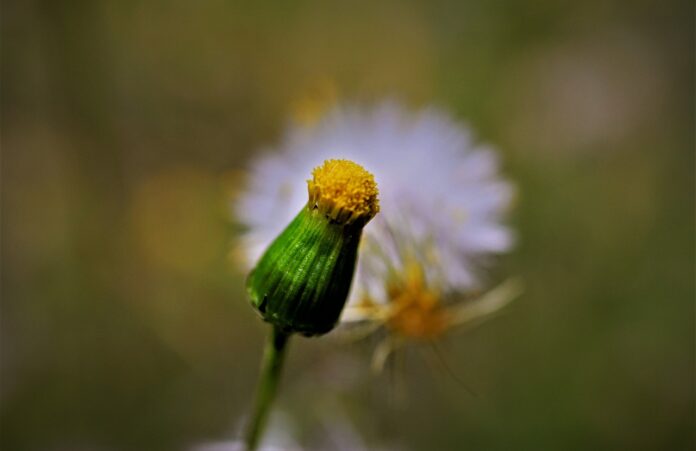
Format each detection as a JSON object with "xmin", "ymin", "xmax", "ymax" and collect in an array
[{"xmin": 247, "ymin": 159, "xmax": 379, "ymax": 336}]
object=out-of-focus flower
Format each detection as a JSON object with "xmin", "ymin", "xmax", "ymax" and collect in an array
[
  {"xmin": 191, "ymin": 412, "xmax": 299, "ymax": 451},
  {"xmin": 192, "ymin": 440, "xmax": 293, "ymax": 451},
  {"xmin": 234, "ymin": 102, "xmax": 518, "ymax": 368},
  {"xmin": 191, "ymin": 409, "xmax": 401, "ymax": 451}
]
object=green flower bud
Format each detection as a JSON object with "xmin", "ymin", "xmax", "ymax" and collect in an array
[{"xmin": 247, "ymin": 159, "xmax": 380, "ymax": 336}]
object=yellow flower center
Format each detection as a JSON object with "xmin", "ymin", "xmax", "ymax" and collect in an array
[
  {"xmin": 385, "ymin": 261, "xmax": 449, "ymax": 339},
  {"xmin": 307, "ymin": 159, "xmax": 380, "ymax": 225}
]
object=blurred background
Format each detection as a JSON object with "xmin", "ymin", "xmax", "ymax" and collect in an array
[{"xmin": 2, "ymin": 1, "xmax": 693, "ymax": 450}]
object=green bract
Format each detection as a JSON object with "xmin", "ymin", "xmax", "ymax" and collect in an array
[{"xmin": 246, "ymin": 206, "xmax": 363, "ymax": 337}]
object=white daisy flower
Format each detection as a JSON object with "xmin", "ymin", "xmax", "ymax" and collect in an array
[{"xmin": 234, "ymin": 102, "xmax": 519, "ymax": 360}]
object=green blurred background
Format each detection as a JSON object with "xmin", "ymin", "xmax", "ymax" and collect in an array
[{"xmin": 2, "ymin": 1, "xmax": 693, "ymax": 450}]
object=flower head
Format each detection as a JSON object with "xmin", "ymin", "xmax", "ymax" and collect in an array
[
  {"xmin": 235, "ymin": 102, "xmax": 517, "ymax": 351},
  {"xmin": 308, "ymin": 159, "xmax": 379, "ymax": 226},
  {"xmin": 246, "ymin": 159, "xmax": 379, "ymax": 337}
]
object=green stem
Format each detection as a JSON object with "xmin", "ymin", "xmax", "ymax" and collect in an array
[{"xmin": 244, "ymin": 325, "xmax": 291, "ymax": 451}]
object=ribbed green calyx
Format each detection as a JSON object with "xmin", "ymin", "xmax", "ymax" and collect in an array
[{"xmin": 246, "ymin": 206, "xmax": 362, "ymax": 336}]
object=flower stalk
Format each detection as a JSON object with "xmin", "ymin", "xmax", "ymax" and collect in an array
[
  {"xmin": 244, "ymin": 325, "xmax": 290, "ymax": 451},
  {"xmin": 242, "ymin": 159, "xmax": 379, "ymax": 449}
]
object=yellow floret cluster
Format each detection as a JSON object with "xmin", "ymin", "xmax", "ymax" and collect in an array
[{"xmin": 307, "ymin": 159, "xmax": 380, "ymax": 225}]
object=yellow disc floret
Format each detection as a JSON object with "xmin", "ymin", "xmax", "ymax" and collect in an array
[
  {"xmin": 307, "ymin": 159, "xmax": 380, "ymax": 225},
  {"xmin": 384, "ymin": 260, "xmax": 449, "ymax": 339}
]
